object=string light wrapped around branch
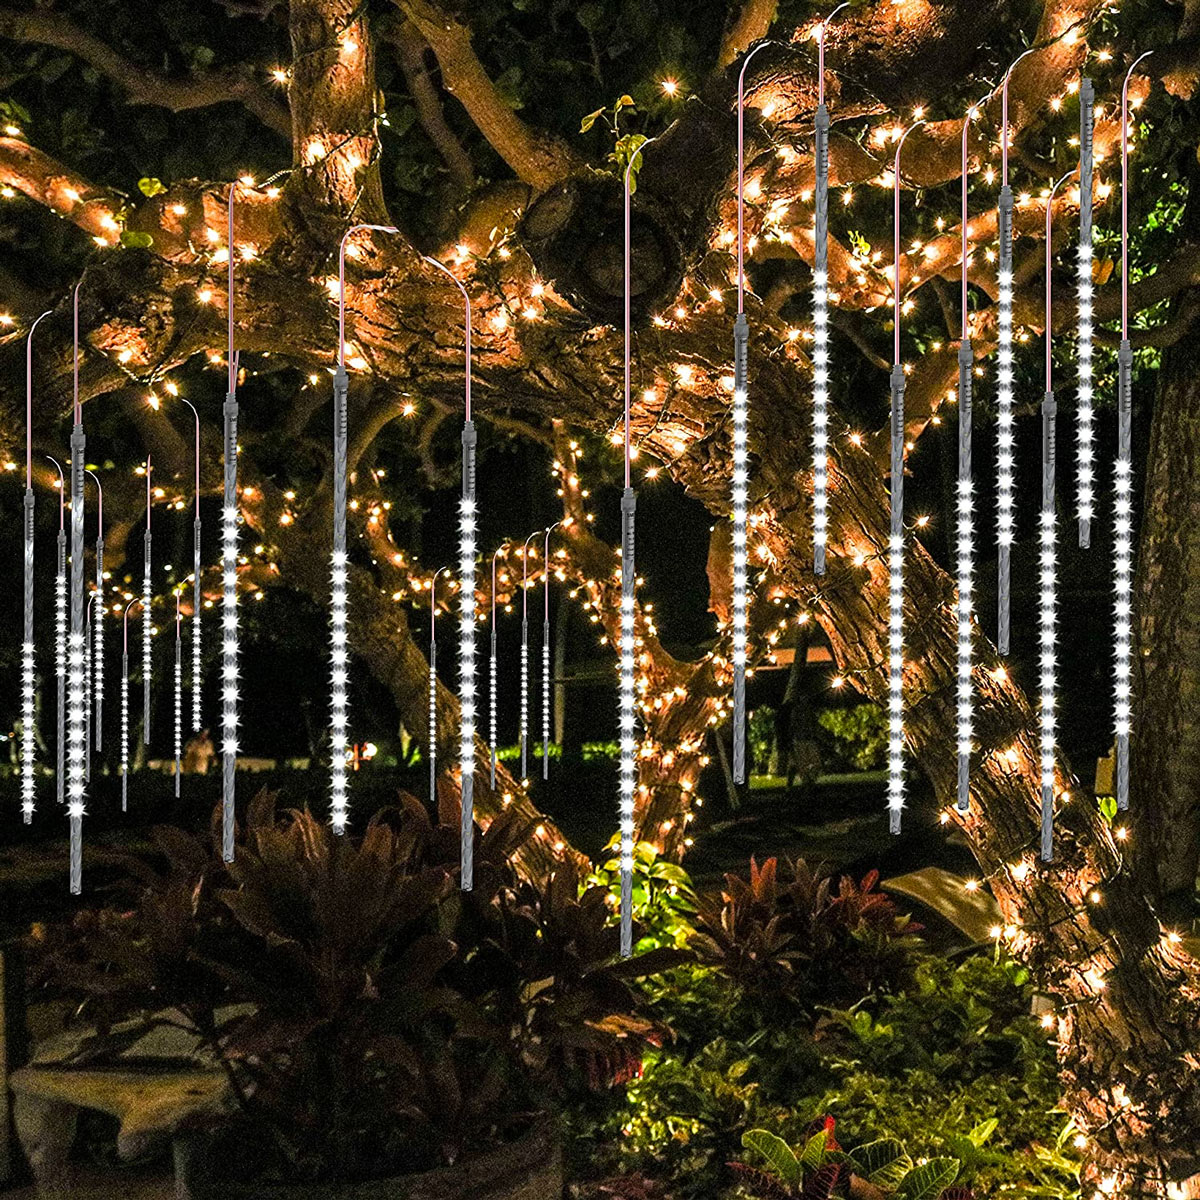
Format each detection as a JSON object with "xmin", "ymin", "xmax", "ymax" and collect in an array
[
  {"xmin": 422, "ymin": 254, "xmax": 478, "ymax": 890},
  {"xmin": 22, "ymin": 311, "xmax": 52, "ymax": 826},
  {"xmin": 331, "ymin": 222, "xmax": 401, "ymax": 836},
  {"xmin": 887, "ymin": 121, "xmax": 924, "ymax": 835},
  {"xmin": 1115, "ymin": 52, "xmax": 1153, "ymax": 812}
]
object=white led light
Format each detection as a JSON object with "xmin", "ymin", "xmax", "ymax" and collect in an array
[
  {"xmin": 1114, "ymin": 55, "xmax": 1151, "ymax": 811},
  {"xmin": 519, "ymin": 532, "xmax": 538, "ymax": 780},
  {"xmin": 67, "ymin": 293, "xmax": 86, "ymax": 892},
  {"xmin": 1078, "ymin": 78, "xmax": 1095, "ymax": 548},
  {"xmin": 120, "ymin": 646, "xmax": 130, "ymax": 811},
  {"xmin": 542, "ymin": 522, "xmax": 560, "ymax": 781},
  {"xmin": 142, "ymin": 461, "xmax": 153, "ymax": 745},
  {"xmin": 429, "ymin": 566, "xmax": 449, "ymax": 806},
  {"xmin": 813, "ymin": 112, "xmax": 831, "ymax": 576},
  {"xmin": 51, "ymin": 470, "xmax": 66, "ymax": 809},
  {"xmin": 92, "ymin": 524, "xmax": 104, "ymax": 754},
  {"xmin": 490, "ymin": 546, "xmax": 503, "ymax": 788}
]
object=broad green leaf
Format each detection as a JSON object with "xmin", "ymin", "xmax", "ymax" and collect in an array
[
  {"xmin": 854, "ymin": 1138, "xmax": 905, "ymax": 1177},
  {"xmin": 898, "ymin": 1157, "xmax": 960, "ymax": 1200},
  {"xmin": 742, "ymin": 1129, "xmax": 802, "ymax": 1187},
  {"xmin": 580, "ymin": 108, "xmax": 605, "ymax": 133},
  {"xmin": 969, "ymin": 1118, "xmax": 998, "ymax": 1148},
  {"xmin": 800, "ymin": 1128, "xmax": 829, "ymax": 1171}
]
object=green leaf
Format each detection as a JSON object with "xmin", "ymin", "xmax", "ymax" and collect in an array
[
  {"xmin": 898, "ymin": 1157, "xmax": 960, "ymax": 1200},
  {"xmin": 742, "ymin": 1129, "xmax": 803, "ymax": 1187},
  {"xmin": 969, "ymin": 1118, "xmax": 998, "ymax": 1148},
  {"xmin": 138, "ymin": 177, "xmax": 167, "ymax": 198},
  {"xmin": 580, "ymin": 108, "xmax": 605, "ymax": 133},
  {"xmin": 856, "ymin": 1139, "xmax": 911, "ymax": 1188},
  {"xmin": 800, "ymin": 1128, "xmax": 829, "ymax": 1171},
  {"xmin": 120, "ymin": 230, "xmax": 154, "ymax": 249}
]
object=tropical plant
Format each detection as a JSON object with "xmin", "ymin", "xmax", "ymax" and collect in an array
[
  {"xmin": 734, "ymin": 1121, "xmax": 967, "ymax": 1200},
  {"xmin": 588, "ymin": 839, "xmax": 699, "ymax": 952},
  {"xmin": 689, "ymin": 858, "xmax": 920, "ymax": 1012},
  {"xmin": 32, "ymin": 791, "xmax": 678, "ymax": 1184}
]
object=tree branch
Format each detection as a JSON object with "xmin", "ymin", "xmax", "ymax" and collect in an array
[
  {"xmin": 0, "ymin": 137, "xmax": 124, "ymax": 242},
  {"xmin": 393, "ymin": 0, "xmax": 578, "ymax": 191},
  {"xmin": 0, "ymin": 6, "xmax": 290, "ymax": 137}
]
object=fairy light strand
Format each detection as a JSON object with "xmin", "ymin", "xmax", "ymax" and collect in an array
[
  {"xmin": 332, "ymin": 223, "xmax": 401, "ymax": 836},
  {"xmin": 1041, "ymin": 171, "xmax": 1073, "ymax": 861},
  {"xmin": 543, "ymin": 522, "xmax": 561, "ymax": 780},
  {"xmin": 1077, "ymin": 76, "xmax": 1095, "ymax": 548},
  {"xmin": 423, "ymin": 255, "xmax": 477, "ymax": 889},
  {"xmin": 1116, "ymin": 53, "xmax": 1153, "ymax": 812},
  {"xmin": 121, "ymin": 600, "xmax": 138, "ymax": 812},
  {"xmin": 49, "ymin": 457, "xmax": 66, "ymax": 810},
  {"xmin": 173, "ymin": 397, "xmax": 203, "ymax": 731},
  {"xmin": 621, "ymin": 136, "xmax": 659, "ymax": 955},
  {"xmin": 888, "ymin": 122, "xmax": 923, "ymax": 835},
  {"xmin": 23, "ymin": 311, "xmax": 52, "ymax": 825},
  {"xmin": 85, "ymin": 592, "xmax": 96, "ymax": 781}
]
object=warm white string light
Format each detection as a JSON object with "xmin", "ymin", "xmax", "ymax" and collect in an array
[
  {"xmin": 120, "ymin": 600, "xmax": 138, "ymax": 812},
  {"xmin": 887, "ymin": 122, "xmax": 923, "ymax": 835},
  {"xmin": 23, "ymin": 310, "xmax": 52, "ymax": 825},
  {"xmin": 48, "ymin": 457, "xmax": 66, "ymax": 810},
  {"xmin": 87, "ymin": 471, "xmax": 104, "ymax": 754},
  {"xmin": 174, "ymin": 592, "xmax": 182, "ymax": 797},
  {"xmin": 490, "ymin": 544, "xmax": 505, "ymax": 788},
  {"xmin": 67, "ymin": 284, "xmax": 85, "ymax": 892},
  {"xmin": 543, "ymin": 522, "xmax": 561, "ymax": 780},
  {"xmin": 812, "ymin": 6, "xmax": 847, "ymax": 577},
  {"xmin": 1040, "ymin": 171, "xmax": 1073, "ymax": 861},
  {"xmin": 1116, "ymin": 52, "xmax": 1153, "ymax": 812},
  {"xmin": 429, "ymin": 566, "xmax": 450, "ymax": 804},
  {"xmin": 620, "ymin": 135, "xmax": 658, "ymax": 955},
  {"xmin": 332, "ymin": 222, "xmax": 401, "ymax": 836},
  {"xmin": 142, "ymin": 456, "xmax": 153, "ymax": 744},
  {"xmin": 520, "ymin": 530, "xmax": 540, "ymax": 781},
  {"xmin": 423, "ymin": 255, "xmax": 477, "ymax": 889},
  {"xmin": 1077, "ymin": 76, "xmax": 1095, "ymax": 547}
]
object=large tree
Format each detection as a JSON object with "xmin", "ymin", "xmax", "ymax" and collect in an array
[{"xmin": 3, "ymin": 0, "xmax": 1200, "ymax": 1186}]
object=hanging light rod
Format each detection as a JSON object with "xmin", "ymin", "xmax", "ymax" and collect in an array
[
  {"xmin": 886, "ymin": 120, "xmax": 924, "ymax": 837},
  {"xmin": 543, "ymin": 521, "xmax": 561, "ymax": 781},
  {"xmin": 620, "ymin": 134, "xmax": 660, "ymax": 956},
  {"xmin": 120, "ymin": 598, "xmax": 140, "ymax": 813},
  {"xmin": 812, "ymin": 4, "xmax": 849, "ymax": 580},
  {"xmin": 520, "ymin": 528, "xmax": 541, "ymax": 782},
  {"xmin": 47, "ymin": 456, "xmax": 67, "ymax": 812},
  {"xmin": 22, "ymin": 310, "xmax": 52, "ymax": 826},
  {"xmin": 331, "ymin": 222, "xmax": 401, "ymax": 837},
  {"xmin": 490, "ymin": 542, "xmax": 507, "ymax": 788},
  {"xmin": 1115, "ymin": 51, "xmax": 1153, "ymax": 814},
  {"xmin": 422, "ymin": 254, "xmax": 478, "ymax": 890},
  {"xmin": 142, "ymin": 455, "xmax": 152, "ymax": 745},
  {"xmin": 67, "ymin": 281, "xmax": 86, "ymax": 893},
  {"xmin": 1040, "ymin": 169, "xmax": 1074, "ymax": 861},
  {"xmin": 86, "ymin": 470, "xmax": 104, "ymax": 755}
]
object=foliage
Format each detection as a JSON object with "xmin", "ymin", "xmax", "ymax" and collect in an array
[
  {"xmin": 562, "ymin": 856, "xmax": 1078, "ymax": 1200},
  {"xmin": 748, "ymin": 706, "xmax": 777, "ymax": 776},
  {"xmin": 735, "ymin": 1119, "xmax": 965, "ymax": 1199},
  {"xmin": 815, "ymin": 704, "xmax": 888, "ymax": 772},
  {"xmin": 588, "ymin": 838, "xmax": 699, "ymax": 951},
  {"xmin": 689, "ymin": 857, "xmax": 920, "ymax": 1015},
  {"xmin": 32, "ymin": 791, "xmax": 680, "ymax": 1185}
]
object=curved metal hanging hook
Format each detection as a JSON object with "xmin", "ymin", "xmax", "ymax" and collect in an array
[
  {"xmin": 892, "ymin": 121, "xmax": 926, "ymax": 364},
  {"xmin": 624, "ymin": 134, "xmax": 661, "ymax": 487},
  {"xmin": 1121, "ymin": 51, "xmax": 1154, "ymax": 338},
  {"xmin": 338, "ymin": 219, "xmax": 403, "ymax": 360},
  {"xmin": 1045, "ymin": 170, "xmax": 1075, "ymax": 391},
  {"xmin": 25, "ymin": 310, "xmax": 53, "ymax": 486},
  {"xmin": 1000, "ymin": 45, "xmax": 1041, "ymax": 187},
  {"xmin": 72, "ymin": 281, "xmax": 82, "ymax": 425},
  {"xmin": 123, "ymin": 597, "xmax": 142, "ymax": 653},
  {"xmin": 543, "ymin": 522, "xmax": 562, "ymax": 621},
  {"xmin": 431, "ymin": 565, "xmax": 451, "ymax": 640},
  {"xmin": 422, "ymin": 256, "xmax": 472, "ymax": 421},
  {"xmin": 816, "ymin": 5, "xmax": 850, "ymax": 106},
  {"xmin": 521, "ymin": 529, "xmax": 542, "ymax": 619},
  {"xmin": 46, "ymin": 456, "xmax": 65, "ymax": 527}
]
